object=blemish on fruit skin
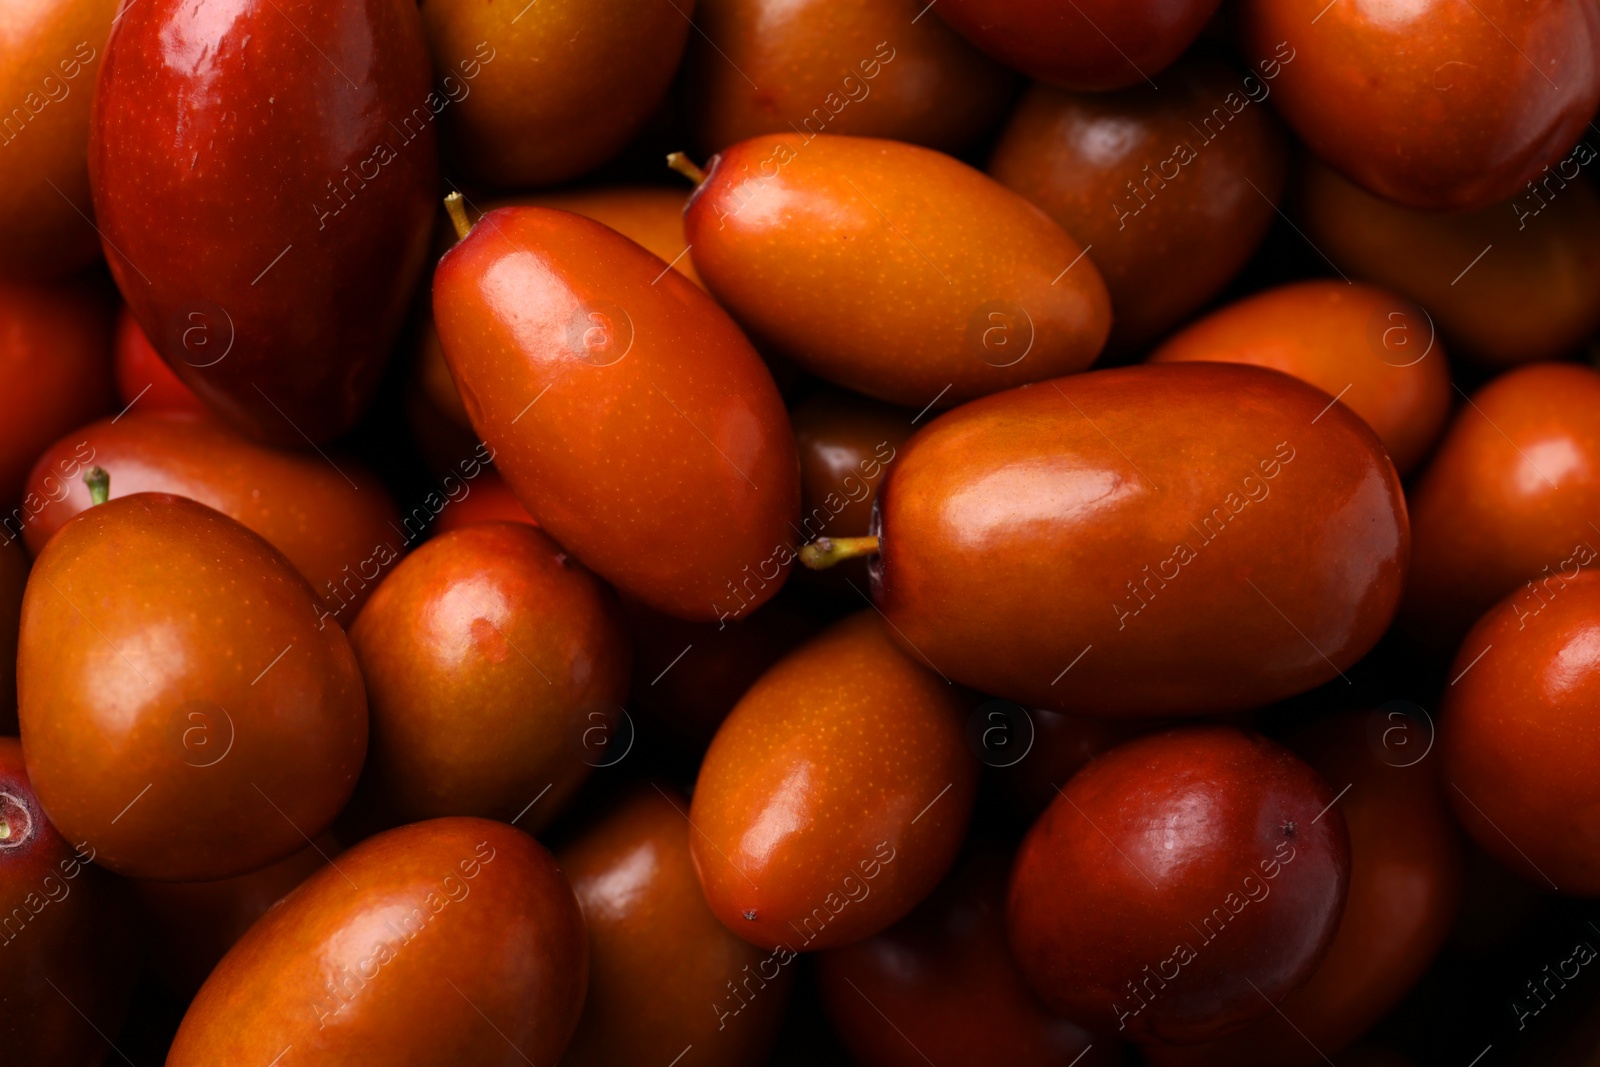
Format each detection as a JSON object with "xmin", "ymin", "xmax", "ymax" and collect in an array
[
  {"xmin": 1281, "ymin": 821, "xmax": 1297, "ymax": 838},
  {"xmin": 743, "ymin": 909, "xmax": 758, "ymax": 921}
]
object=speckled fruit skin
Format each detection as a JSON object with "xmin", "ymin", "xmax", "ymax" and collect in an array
[
  {"xmin": 1442, "ymin": 571, "xmax": 1600, "ymax": 894},
  {"xmin": 684, "ymin": 0, "xmax": 1015, "ymax": 155},
  {"xmin": 1401, "ymin": 363, "xmax": 1600, "ymax": 651},
  {"xmin": 872, "ymin": 363, "xmax": 1409, "ymax": 717},
  {"xmin": 348, "ymin": 523, "xmax": 630, "ymax": 831},
  {"xmin": 89, "ymin": 0, "xmax": 438, "ymax": 445},
  {"xmin": 559, "ymin": 785, "xmax": 791, "ymax": 1067},
  {"xmin": 432, "ymin": 206, "xmax": 800, "ymax": 623},
  {"xmin": 1008, "ymin": 726, "xmax": 1351, "ymax": 1045},
  {"xmin": 0, "ymin": 737, "xmax": 137, "ymax": 1067},
  {"xmin": 818, "ymin": 851, "xmax": 1111, "ymax": 1067},
  {"xmin": 689, "ymin": 612, "xmax": 978, "ymax": 952},
  {"xmin": 1240, "ymin": 0, "xmax": 1600, "ymax": 211},
  {"xmin": 988, "ymin": 57, "xmax": 1289, "ymax": 353},
  {"xmin": 18, "ymin": 494, "xmax": 367, "ymax": 881},
  {"xmin": 934, "ymin": 0, "xmax": 1221, "ymax": 90},
  {"xmin": 1148, "ymin": 711, "xmax": 1463, "ymax": 1067},
  {"xmin": 684, "ymin": 134, "xmax": 1111, "ymax": 412},
  {"xmin": 421, "ymin": 0, "xmax": 692, "ymax": 188},
  {"xmin": 22, "ymin": 411, "xmax": 403, "ymax": 620},
  {"xmin": 112, "ymin": 305, "xmax": 204, "ymax": 414},
  {"xmin": 166, "ymin": 818, "xmax": 588, "ymax": 1067},
  {"xmin": 1150, "ymin": 280, "xmax": 1452, "ymax": 475}
]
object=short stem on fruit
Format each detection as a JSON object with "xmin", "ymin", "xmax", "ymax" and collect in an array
[
  {"xmin": 444, "ymin": 192, "xmax": 472, "ymax": 242},
  {"xmin": 798, "ymin": 535, "xmax": 879, "ymax": 571},
  {"xmin": 84, "ymin": 466, "xmax": 110, "ymax": 506},
  {"xmin": 666, "ymin": 152, "xmax": 708, "ymax": 186}
]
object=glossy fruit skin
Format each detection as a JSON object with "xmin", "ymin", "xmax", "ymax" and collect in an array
[
  {"xmin": 112, "ymin": 305, "xmax": 204, "ymax": 414},
  {"xmin": 874, "ymin": 363, "xmax": 1409, "ymax": 717},
  {"xmin": 689, "ymin": 612, "xmax": 978, "ymax": 952},
  {"xmin": 1295, "ymin": 160, "xmax": 1600, "ymax": 367},
  {"xmin": 166, "ymin": 818, "xmax": 588, "ymax": 1066},
  {"xmin": 1239, "ymin": 0, "xmax": 1600, "ymax": 211},
  {"xmin": 421, "ymin": 0, "xmax": 691, "ymax": 187},
  {"xmin": 0, "ymin": 279, "xmax": 114, "ymax": 507},
  {"xmin": 433, "ymin": 206, "xmax": 801, "ymax": 622},
  {"xmin": 934, "ymin": 0, "xmax": 1221, "ymax": 90},
  {"xmin": 988, "ymin": 59, "xmax": 1289, "ymax": 352},
  {"xmin": 684, "ymin": 134, "xmax": 1111, "ymax": 411},
  {"xmin": 1401, "ymin": 363, "xmax": 1600, "ymax": 650},
  {"xmin": 818, "ymin": 851, "xmax": 1109, "ymax": 1067},
  {"xmin": 559, "ymin": 785, "xmax": 791, "ymax": 1066},
  {"xmin": 1146, "ymin": 712, "xmax": 1463, "ymax": 1066},
  {"xmin": 685, "ymin": 0, "xmax": 1015, "ymax": 155},
  {"xmin": 0, "ymin": 538, "xmax": 25, "ymax": 733},
  {"xmin": 22, "ymin": 411, "xmax": 404, "ymax": 621},
  {"xmin": 1150, "ymin": 281, "xmax": 1452, "ymax": 475},
  {"xmin": 349, "ymin": 523, "xmax": 630, "ymax": 830},
  {"xmin": 18, "ymin": 494, "xmax": 368, "ymax": 881},
  {"xmin": 489, "ymin": 187, "xmax": 701, "ymax": 289},
  {"xmin": 0, "ymin": 0, "xmax": 117, "ymax": 280},
  {"xmin": 430, "ymin": 468, "xmax": 535, "ymax": 537},
  {"xmin": 1008, "ymin": 726, "xmax": 1351, "ymax": 1045},
  {"xmin": 0, "ymin": 737, "xmax": 137, "ymax": 1067},
  {"xmin": 90, "ymin": 0, "xmax": 438, "ymax": 445},
  {"xmin": 1441, "ymin": 571, "xmax": 1600, "ymax": 893}
]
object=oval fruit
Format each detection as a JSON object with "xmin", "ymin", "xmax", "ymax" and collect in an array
[
  {"xmin": 560, "ymin": 785, "xmax": 791, "ymax": 1066},
  {"xmin": 1441, "ymin": 571, "xmax": 1600, "ymax": 894},
  {"xmin": 870, "ymin": 363, "xmax": 1408, "ymax": 717},
  {"xmin": 818, "ymin": 851, "xmax": 1108, "ymax": 1067},
  {"xmin": 433, "ymin": 204, "xmax": 801, "ymax": 622},
  {"xmin": 18, "ymin": 494, "xmax": 367, "ymax": 880},
  {"xmin": 0, "ymin": 737, "xmax": 137, "ymax": 1067},
  {"xmin": 431, "ymin": 468, "xmax": 535, "ymax": 537},
  {"xmin": 1295, "ymin": 160, "xmax": 1600, "ymax": 367},
  {"xmin": 23, "ymin": 411, "xmax": 404, "ymax": 620},
  {"xmin": 166, "ymin": 818, "xmax": 588, "ymax": 1066},
  {"xmin": 113, "ymin": 305, "xmax": 204, "ymax": 414},
  {"xmin": 422, "ymin": 0, "xmax": 691, "ymax": 187},
  {"xmin": 689, "ymin": 612, "xmax": 978, "ymax": 951},
  {"xmin": 1008, "ymin": 726, "xmax": 1351, "ymax": 1044},
  {"xmin": 0, "ymin": 0, "xmax": 117, "ymax": 279},
  {"xmin": 489, "ymin": 187, "xmax": 701, "ymax": 289},
  {"xmin": 90, "ymin": 0, "xmax": 439, "ymax": 444},
  {"xmin": 988, "ymin": 59, "xmax": 1289, "ymax": 351},
  {"xmin": 684, "ymin": 134, "xmax": 1111, "ymax": 410},
  {"xmin": 685, "ymin": 0, "xmax": 1014, "ymax": 154},
  {"xmin": 1239, "ymin": 0, "xmax": 1600, "ymax": 210},
  {"xmin": 1401, "ymin": 363, "xmax": 1600, "ymax": 650},
  {"xmin": 349, "ymin": 523, "xmax": 630, "ymax": 830},
  {"xmin": 1150, "ymin": 281, "xmax": 1452, "ymax": 475}
]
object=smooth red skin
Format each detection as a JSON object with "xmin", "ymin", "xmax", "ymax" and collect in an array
[
  {"xmin": 684, "ymin": 0, "xmax": 1016, "ymax": 154},
  {"xmin": 1441, "ymin": 570, "xmax": 1600, "ymax": 893},
  {"xmin": 818, "ymin": 853, "xmax": 1111, "ymax": 1067},
  {"xmin": 0, "ymin": 279, "xmax": 114, "ymax": 506},
  {"xmin": 22, "ymin": 411, "xmax": 404, "ymax": 619},
  {"xmin": 349, "ymin": 523, "xmax": 630, "ymax": 830},
  {"xmin": 18, "ymin": 494, "xmax": 368, "ymax": 881},
  {"xmin": 167, "ymin": 818, "xmax": 588, "ymax": 1066},
  {"xmin": 1239, "ymin": 0, "xmax": 1600, "ymax": 211},
  {"xmin": 559, "ymin": 786, "xmax": 791, "ymax": 1067},
  {"xmin": 988, "ymin": 60, "xmax": 1288, "ymax": 352},
  {"xmin": 430, "ymin": 468, "xmax": 535, "ymax": 536},
  {"xmin": 1401, "ymin": 363, "xmax": 1600, "ymax": 650},
  {"xmin": 433, "ymin": 206, "xmax": 801, "ymax": 622},
  {"xmin": 934, "ymin": 0, "xmax": 1221, "ymax": 90},
  {"xmin": 874, "ymin": 363, "xmax": 1409, "ymax": 717},
  {"xmin": 1008, "ymin": 726, "xmax": 1351, "ymax": 1045},
  {"xmin": 132, "ymin": 838, "xmax": 333, "ymax": 997},
  {"xmin": 0, "ymin": 538, "xmax": 24, "ymax": 733},
  {"xmin": 684, "ymin": 134, "xmax": 1111, "ymax": 411},
  {"xmin": 1150, "ymin": 281, "xmax": 1452, "ymax": 475},
  {"xmin": 0, "ymin": 737, "xmax": 136, "ymax": 1067},
  {"xmin": 89, "ymin": 0, "xmax": 438, "ymax": 446},
  {"xmin": 619, "ymin": 594, "xmax": 816, "ymax": 747},
  {"xmin": 1296, "ymin": 161, "xmax": 1600, "ymax": 369},
  {"xmin": 690, "ymin": 612, "xmax": 978, "ymax": 952},
  {"xmin": 1147, "ymin": 713, "xmax": 1464, "ymax": 1066},
  {"xmin": 112, "ymin": 305, "xmax": 205, "ymax": 414}
]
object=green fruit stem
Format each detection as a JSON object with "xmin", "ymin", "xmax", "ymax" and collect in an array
[
  {"xmin": 666, "ymin": 152, "xmax": 708, "ymax": 187},
  {"xmin": 798, "ymin": 535, "xmax": 879, "ymax": 571},
  {"xmin": 84, "ymin": 466, "xmax": 110, "ymax": 506}
]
